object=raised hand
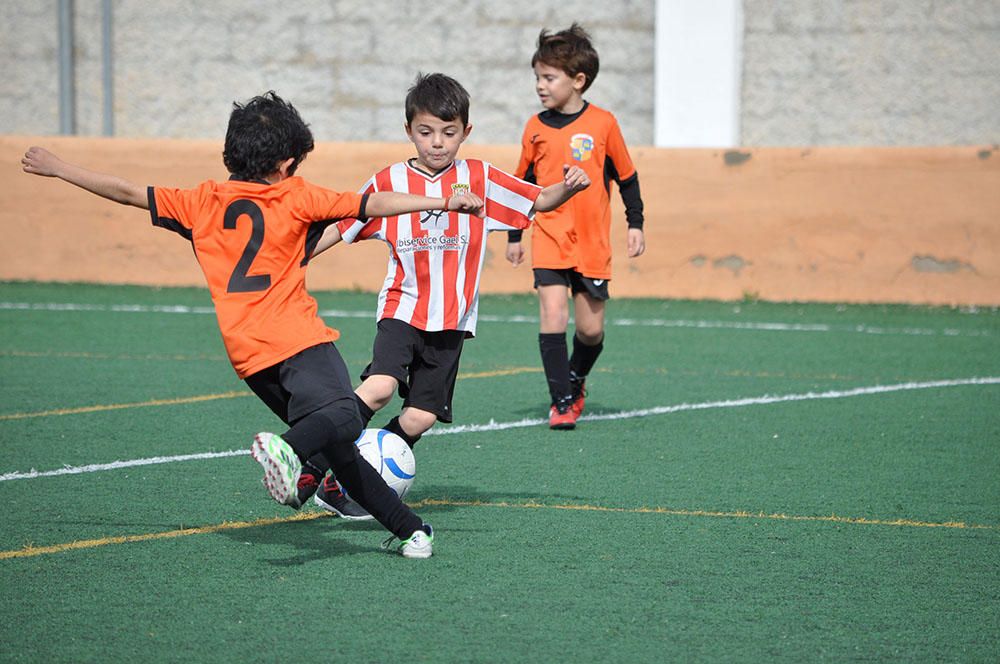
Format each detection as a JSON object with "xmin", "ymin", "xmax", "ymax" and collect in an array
[
  {"xmin": 562, "ymin": 164, "xmax": 590, "ymax": 192},
  {"xmin": 21, "ymin": 146, "xmax": 64, "ymax": 177}
]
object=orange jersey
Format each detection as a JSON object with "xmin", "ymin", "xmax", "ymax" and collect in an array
[
  {"xmin": 149, "ymin": 177, "xmax": 364, "ymax": 378},
  {"xmin": 516, "ymin": 102, "xmax": 640, "ymax": 279}
]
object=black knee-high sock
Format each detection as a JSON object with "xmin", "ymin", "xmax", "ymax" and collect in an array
[
  {"xmin": 286, "ymin": 400, "xmax": 422, "ymax": 539},
  {"xmin": 333, "ymin": 457, "xmax": 423, "ymax": 539},
  {"xmin": 539, "ymin": 332, "xmax": 571, "ymax": 404},
  {"xmin": 355, "ymin": 393, "xmax": 375, "ymax": 427},
  {"xmin": 384, "ymin": 415, "xmax": 421, "ymax": 449},
  {"xmin": 569, "ymin": 332, "xmax": 604, "ymax": 381}
]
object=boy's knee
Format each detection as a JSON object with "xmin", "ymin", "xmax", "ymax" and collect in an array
[
  {"xmin": 358, "ymin": 375, "xmax": 398, "ymax": 410},
  {"xmin": 400, "ymin": 408, "xmax": 437, "ymax": 436},
  {"xmin": 313, "ymin": 400, "xmax": 363, "ymax": 447},
  {"xmin": 575, "ymin": 329, "xmax": 604, "ymax": 346}
]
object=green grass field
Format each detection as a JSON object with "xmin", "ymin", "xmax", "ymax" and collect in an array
[{"xmin": 1, "ymin": 282, "xmax": 998, "ymax": 662}]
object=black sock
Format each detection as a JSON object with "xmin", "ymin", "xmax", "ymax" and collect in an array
[
  {"xmin": 569, "ymin": 332, "xmax": 604, "ymax": 384},
  {"xmin": 539, "ymin": 332, "xmax": 571, "ymax": 404},
  {"xmin": 354, "ymin": 393, "xmax": 375, "ymax": 427},
  {"xmin": 293, "ymin": 402, "xmax": 423, "ymax": 539},
  {"xmin": 333, "ymin": 457, "xmax": 423, "ymax": 539},
  {"xmin": 384, "ymin": 416, "xmax": 421, "ymax": 449}
]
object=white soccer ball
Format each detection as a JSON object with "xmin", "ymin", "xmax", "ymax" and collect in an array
[{"xmin": 355, "ymin": 428, "xmax": 416, "ymax": 499}]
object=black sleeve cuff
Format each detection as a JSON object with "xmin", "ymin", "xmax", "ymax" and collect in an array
[{"xmin": 508, "ymin": 229, "xmax": 523, "ymax": 243}]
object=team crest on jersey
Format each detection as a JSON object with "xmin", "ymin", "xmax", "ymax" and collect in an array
[
  {"xmin": 570, "ymin": 133, "xmax": 594, "ymax": 161},
  {"xmin": 450, "ymin": 183, "xmax": 470, "ymax": 196}
]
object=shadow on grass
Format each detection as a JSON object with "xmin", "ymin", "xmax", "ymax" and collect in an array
[{"xmin": 214, "ymin": 515, "xmax": 384, "ymax": 566}]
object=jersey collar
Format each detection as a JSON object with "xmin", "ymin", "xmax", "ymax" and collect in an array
[
  {"xmin": 538, "ymin": 101, "xmax": 590, "ymax": 129},
  {"xmin": 405, "ymin": 158, "xmax": 457, "ymax": 183}
]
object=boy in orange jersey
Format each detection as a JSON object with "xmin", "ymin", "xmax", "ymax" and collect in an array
[
  {"xmin": 506, "ymin": 24, "xmax": 646, "ymax": 430},
  {"xmin": 21, "ymin": 91, "xmax": 486, "ymax": 558},
  {"xmin": 296, "ymin": 73, "xmax": 591, "ymax": 519}
]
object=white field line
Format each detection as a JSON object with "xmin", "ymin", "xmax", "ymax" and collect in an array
[
  {"xmin": 0, "ymin": 301, "xmax": 993, "ymax": 337},
  {"xmin": 2, "ymin": 376, "xmax": 997, "ymax": 483}
]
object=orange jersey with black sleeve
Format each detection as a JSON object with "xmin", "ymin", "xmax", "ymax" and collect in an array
[
  {"xmin": 513, "ymin": 102, "xmax": 644, "ymax": 280},
  {"xmin": 148, "ymin": 176, "xmax": 365, "ymax": 379}
]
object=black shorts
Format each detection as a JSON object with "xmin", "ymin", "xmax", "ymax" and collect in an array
[
  {"xmin": 362, "ymin": 318, "xmax": 465, "ymax": 423},
  {"xmin": 244, "ymin": 342, "xmax": 357, "ymax": 426},
  {"xmin": 533, "ymin": 268, "xmax": 610, "ymax": 301}
]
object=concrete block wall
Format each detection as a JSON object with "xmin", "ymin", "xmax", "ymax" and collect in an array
[
  {"xmin": 741, "ymin": 0, "xmax": 1000, "ymax": 145},
  {"xmin": 3, "ymin": 1, "xmax": 998, "ymax": 146},
  {"xmin": 0, "ymin": 0, "xmax": 655, "ymax": 147}
]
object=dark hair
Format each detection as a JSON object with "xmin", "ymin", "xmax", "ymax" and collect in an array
[
  {"xmin": 531, "ymin": 23, "xmax": 599, "ymax": 93},
  {"xmin": 222, "ymin": 91, "xmax": 314, "ymax": 180},
  {"xmin": 404, "ymin": 73, "xmax": 470, "ymax": 126}
]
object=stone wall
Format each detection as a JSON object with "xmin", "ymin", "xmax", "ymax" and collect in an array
[
  {"xmin": 1, "ymin": 1, "xmax": 996, "ymax": 145},
  {"xmin": 0, "ymin": 0, "xmax": 655, "ymax": 146},
  {"xmin": 741, "ymin": 0, "xmax": 1000, "ymax": 145}
]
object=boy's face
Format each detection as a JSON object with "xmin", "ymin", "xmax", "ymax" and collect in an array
[
  {"xmin": 405, "ymin": 112, "xmax": 471, "ymax": 173},
  {"xmin": 534, "ymin": 62, "xmax": 587, "ymax": 113}
]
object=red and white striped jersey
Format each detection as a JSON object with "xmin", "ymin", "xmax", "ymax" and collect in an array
[{"xmin": 337, "ymin": 158, "xmax": 541, "ymax": 335}]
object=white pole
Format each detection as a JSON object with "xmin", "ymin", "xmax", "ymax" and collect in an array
[{"xmin": 654, "ymin": 0, "xmax": 743, "ymax": 147}]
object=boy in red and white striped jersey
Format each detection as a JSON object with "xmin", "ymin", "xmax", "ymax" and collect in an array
[{"xmin": 300, "ymin": 73, "xmax": 590, "ymax": 518}]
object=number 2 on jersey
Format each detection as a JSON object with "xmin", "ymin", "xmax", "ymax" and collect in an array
[{"xmin": 223, "ymin": 200, "xmax": 271, "ymax": 293}]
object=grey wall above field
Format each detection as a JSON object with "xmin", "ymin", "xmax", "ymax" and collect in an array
[{"xmin": 1, "ymin": 0, "xmax": 997, "ymax": 146}]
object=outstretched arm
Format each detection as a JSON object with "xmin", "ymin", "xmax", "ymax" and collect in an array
[
  {"xmin": 310, "ymin": 224, "xmax": 343, "ymax": 259},
  {"xmin": 22, "ymin": 146, "xmax": 148, "ymax": 209},
  {"xmin": 531, "ymin": 165, "xmax": 590, "ymax": 213},
  {"xmin": 365, "ymin": 190, "xmax": 484, "ymax": 219},
  {"xmin": 311, "ymin": 190, "xmax": 486, "ymax": 259}
]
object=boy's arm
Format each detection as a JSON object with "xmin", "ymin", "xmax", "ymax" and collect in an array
[
  {"xmin": 311, "ymin": 190, "xmax": 485, "ymax": 260},
  {"xmin": 22, "ymin": 146, "xmax": 149, "ymax": 209},
  {"xmin": 310, "ymin": 223, "xmax": 343, "ymax": 258},
  {"xmin": 531, "ymin": 165, "xmax": 590, "ymax": 213},
  {"xmin": 365, "ymin": 191, "xmax": 484, "ymax": 218},
  {"xmin": 506, "ymin": 166, "xmax": 588, "ymax": 267}
]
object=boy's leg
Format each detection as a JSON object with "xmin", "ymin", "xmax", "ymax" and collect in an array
[
  {"xmin": 535, "ymin": 271, "xmax": 575, "ymax": 427},
  {"xmin": 392, "ymin": 327, "xmax": 464, "ymax": 446},
  {"xmin": 315, "ymin": 320, "xmax": 416, "ymax": 518},
  {"xmin": 537, "ymin": 283, "xmax": 572, "ymax": 403},
  {"xmin": 386, "ymin": 407, "xmax": 437, "ymax": 448},
  {"xmin": 294, "ymin": 391, "xmax": 374, "ymax": 508},
  {"xmin": 247, "ymin": 344, "xmax": 428, "ymax": 542},
  {"xmin": 569, "ymin": 288, "xmax": 607, "ymax": 416}
]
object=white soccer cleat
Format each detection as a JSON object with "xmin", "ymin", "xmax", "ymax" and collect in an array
[
  {"xmin": 400, "ymin": 525, "xmax": 434, "ymax": 559},
  {"xmin": 382, "ymin": 524, "xmax": 434, "ymax": 559},
  {"xmin": 249, "ymin": 432, "xmax": 302, "ymax": 507}
]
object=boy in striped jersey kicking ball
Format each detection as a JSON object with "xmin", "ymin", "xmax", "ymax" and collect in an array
[{"xmin": 299, "ymin": 72, "xmax": 590, "ymax": 519}]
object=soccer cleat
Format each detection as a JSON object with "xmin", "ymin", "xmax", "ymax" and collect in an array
[
  {"xmin": 314, "ymin": 475, "xmax": 374, "ymax": 521},
  {"xmin": 383, "ymin": 524, "xmax": 434, "ymax": 559},
  {"xmin": 250, "ymin": 432, "xmax": 302, "ymax": 507},
  {"xmin": 569, "ymin": 375, "xmax": 587, "ymax": 418},
  {"xmin": 291, "ymin": 471, "xmax": 321, "ymax": 510},
  {"xmin": 548, "ymin": 397, "xmax": 577, "ymax": 430}
]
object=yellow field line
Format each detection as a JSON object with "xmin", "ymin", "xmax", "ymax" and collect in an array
[
  {"xmin": 411, "ymin": 499, "xmax": 999, "ymax": 530},
  {"xmin": 457, "ymin": 367, "xmax": 542, "ymax": 379},
  {"xmin": 2, "ymin": 499, "xmax": 995, "ymax": 561},
  {"xmin": 0, "ymin": 391, "xmax": 251, "ymax": 421},
  {"xmin": 0, "ymin": 350, "xmax": 226, "ymax": 362},
  {"xmin": 0, "ymin": 368, "xmax": 540, "ymax": 421},
  {"xmin": 0, "ymin": 511, "xmax": 326, "ymax": 560}
]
